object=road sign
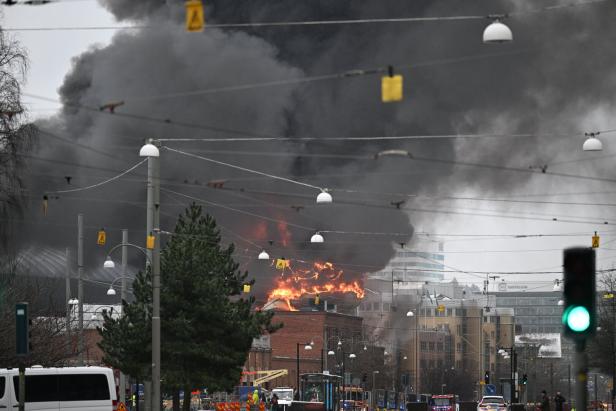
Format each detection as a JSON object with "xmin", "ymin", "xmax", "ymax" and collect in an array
[
  {"xmin": 381, "ymin": 74, "xmax": 403, "ymax": 102},
  {"xmin": 592, "ymin": 232, "xmax": 600, "ymax": 248},
  {"xmin": 437, "ymin": 304, "xmax": 445, "ymax": 313},
  {"xmin": 485, "ymin": 384, "xmax": 496, "ymax": 395},
  {"xmin": 97, "ymin": 229, "xmax": 106, "ymax": 245},
  {"xmin": 185, "ymin": 0, "xmax": 204, "ymax": 32},
  {"xmin": 117, "ymin": 402, "xmax": 127, "ymax": 411}
]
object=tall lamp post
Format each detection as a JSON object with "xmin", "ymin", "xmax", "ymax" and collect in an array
[
  {"xmin": 140, "ymin": 141, "xmax": 161, "ymax": 411},
  {"xmin": 296, "ymin": 342, "xmax": 313, "ymax": 400},
  {"xmin": 498, "ymin": 347, "xmax": 518, "ymax": 403},
  {"xmin": 372, "ymin": 371, "xmax": 380, "ymax": 411},
  {"xmin": 104, "ymin": 239, "xmax": 150, "ymax": 406}
]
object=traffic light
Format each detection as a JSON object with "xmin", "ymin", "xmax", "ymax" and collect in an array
[
  {"xmin": 484, "ymin": 370, "xmax": 490, "ymax": 384},
  {"xmin": 562, "ymin": 247, "xmax": 596, "ymax": 339},
  {"xmin": 521, "ymin": 374, "xmax": 528, "ymax": 385},
  {"xmin": 15, "ymin": 302, "xmax": 29, "ymax": 356}
]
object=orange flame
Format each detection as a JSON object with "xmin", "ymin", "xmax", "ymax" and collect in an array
[{"xmin": 266, "ymin": 261, "xmax": 365, "ymax": 311}]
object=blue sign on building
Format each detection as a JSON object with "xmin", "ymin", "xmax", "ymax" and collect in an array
[{"xmin": 484, "ymin": 384, "xmax": 496, "ymax": 395}]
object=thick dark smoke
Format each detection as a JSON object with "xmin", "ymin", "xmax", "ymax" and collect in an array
[{"xmin": 14, "ymin": 0, "xmax": 616, "ymax": 305}]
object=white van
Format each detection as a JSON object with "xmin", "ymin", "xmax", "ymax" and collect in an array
[{"xmin": 0, "ymin": 366, "xmax": 118, "ymax": 411}]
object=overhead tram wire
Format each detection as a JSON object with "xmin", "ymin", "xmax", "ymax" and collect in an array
[
  {"xmin": 23, "ymin": 94, "xmax": 616, "ymax": 148},
  {"xmin": 2, "ymin": 0, "xmax": 607, "ymax": 31}
]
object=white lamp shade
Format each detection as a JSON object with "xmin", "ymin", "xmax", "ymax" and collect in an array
[
  {"xmin": 498, "ymin": 349, "xmax": 505, "ymax": 355},
  {"xmin": 68, "ymin": 298, "xmax": 79, "ymax": 305},
  {"xmin": 557, "ymin": 300, "xmax": 564, "ymax": 306},
  {"xmin": 304, "ymin": 344, "xmax": 313, "ymax": 350},
  {"xmin": 311, "ymin": 232, "xmax": 324, "ymax": 243},
  {"xmin": 403, "ymin": 356, "xmax": 408, "ymax": 360},
  {"xmin": 553, "ymin": 282, "xmax": 562, "ymax": 291},
  {"xmin": 316, "ymin": 191, "xmax": 333, "ymax": 204},
  {"xmin": 107, "ymin": 287, "xmax": 116, "ymax": 296},
  {"xmin": 349, "ymin": 353, "xmax": 356, "ymax": 359},
  {"xmin": 406, "ymin": 311, "xmax": 414, "ymax": 317},
  {"xmin": 483, "ymin": 20, "xmax": 513, "ymax": 43},
  {"xmin": 103, "ymin": 257, "xmax": 115, "ymax": 269},
  {"xmin": 337, "ymin": 340, "xmax": 342, "ymax": 346},
  {"xmin": 583, "ymin": 137, "xmax": 603, "ymax": 151},
  {"xmin": 328, "ymin": 350, "xmax": 335, "ymax": 356},
  {"xmin": 139, "ymin": 143, "xmax": 160, "ymax": 158},
  {"xmin": 90, "ymin": 314, "xmax": 98, "ymax": 320},
  {"xmin": 363, "ymin": 345, "xmax": 367, "ymax": 351},
  {"xmin": 258, "ymin": 250, "xmax": 270, "ymax": 260}
]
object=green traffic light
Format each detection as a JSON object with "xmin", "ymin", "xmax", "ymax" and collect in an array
[{"xmin": 563, "ymin": 306, "xmax": 591, "ymax": 332}]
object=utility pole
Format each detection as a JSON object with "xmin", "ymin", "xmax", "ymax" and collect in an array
[
  {"xmin": 65, "ymin": 247, "xmax": 71, "ymax": 358},
  {"xmin": 77, "ymin": 213, "xmax": 84, "ymax": 365},
  {"xmin": 141, "ymin": 140, "xmax": 161, "ymax": 411},
  {"xmin": 119, "ymin": 229, "xmax": 128, "ymax": 405}
]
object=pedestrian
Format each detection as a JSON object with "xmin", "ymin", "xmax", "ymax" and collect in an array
[
  {"xmin": 540, "ymin": 390, "xmax": 551, "ymax": 411},
  {"xmin": 554, "ymin": 391, "xmax": 565, "ymax": 411},
  {"xmin": 271, "ymin": 394, "xmax": 279, "ymax": 411},
  {"xmin": 253, "ymin": 390, "xmax": 260, "ymax": 406}
]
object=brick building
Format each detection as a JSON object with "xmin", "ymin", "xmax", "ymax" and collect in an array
[{"xmin": 266, "ymin": 310, "xmax": 364, "ymax": 389}]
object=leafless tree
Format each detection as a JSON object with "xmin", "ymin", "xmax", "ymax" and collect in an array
[
  {"xmin": 0, "ymin": 30, "xmax": 37, "ymax": 250},
  {"xmin": 0, "ymin": 258, "xmax": 76, "ymax": 367}
]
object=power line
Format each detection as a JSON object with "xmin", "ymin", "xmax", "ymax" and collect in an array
[
  {"xmin": 44, "ymin": 158, "xmax": 147, "ymax": 194},
  {"xmin": 162, "ymin": 146, "xmax": 325, "ymax": 192},
  {"xmin": 2, "ymin": 0, "xmax": 607, "ymax": 31}
]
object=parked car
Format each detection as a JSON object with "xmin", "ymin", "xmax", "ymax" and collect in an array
[{"xmin": 478, "ymin": 396, "xmax": 508, "ymax": 411}]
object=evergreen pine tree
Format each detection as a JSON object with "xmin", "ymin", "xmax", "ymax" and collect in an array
[{"xmin": 99, "ymin": 203, "xmax": 280, "ymax": 410}]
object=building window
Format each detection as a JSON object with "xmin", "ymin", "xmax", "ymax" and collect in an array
[
  {"xmin": 421, "ymin": 342, "xmax": 428, "ymax": 352},
  {"xmin": 456, "ymin": 343, "xmax": 462, "ymax": 353},
  {"xmin": 421, "ymin": 359, "xmax": 427, "ymax": 369},
  {"xmin": 437, "ymin": 342, "xmax": 444, "ymax": 352},
  {"xmin": 383, "ymin": 303, "xmax": 390, "ymax": 312},
  {"xmin": 446, "ymin": 308, "xmax": 453, "ymax": 317},
  {"xmin": 456, "ymin": 325, "xmax": 462, "ymax": 336},
  {"xmin": 429, "ymin": 342, "xmax": 435, "ymax": 351},
  {"xmin": 437, "ymin": 359, "xmax": 443, "ymax": 368}
]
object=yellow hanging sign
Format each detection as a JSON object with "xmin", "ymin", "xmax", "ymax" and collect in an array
[
  {"xmin": 275, "ymin": 258, "xmax": 289, "ymax": 270},
  {"xmin": 315, "ymin": 294, "xmax": 320, "ymax": 305},
  {"xmin": 146, "ymin": 234, "xmax": 155, "ymax": 250},
  {"xmin": 243, "ymin": 284, "xmax": 251, "ymax": 293},
  {"xmin": 97, "ymin": 229, "xmax": 106, "ymax": 245},
  {"xmin": 437, "ymin": 304, "xmax": 445, "ymax": 313},
  {"xmin": 381, "ymin": 74, "xmax": 403, "ymax": 103},
  {"xmin": 185, "ymin": 0, "xmax": 205, "ymax": 32},
  {"xmin": 592, "ymin": 232, "xmax": 600, "ymax": 248}
]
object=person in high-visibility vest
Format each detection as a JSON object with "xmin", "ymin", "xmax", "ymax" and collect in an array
[{"xmin": 253, "ymin": 389, "xmax": 260, "ymax": 405}]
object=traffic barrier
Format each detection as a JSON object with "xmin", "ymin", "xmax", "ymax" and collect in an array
[{"xmin": 407, "ymin": 403, "xmax": 428, "ymax": 411}]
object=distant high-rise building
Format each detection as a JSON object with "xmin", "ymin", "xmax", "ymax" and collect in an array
[{"xmin": 368, "ymin": 240, "xmax": 446, "ymax": 284}]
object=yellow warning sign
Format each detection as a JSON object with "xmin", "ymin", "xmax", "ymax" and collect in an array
[
  {"xmin": 97, "ymin": 229, "xmax": 106, "ymax": 246},
  {"xmin": 146, "ymin": 234, "xmax": 155, "ymax": 250},
  {"xmin": 592, "ymin": 233, "xmax": 600, "ymax": 248},
  {"xmin": 381, "ymin": 75, "xmax": 403, "ymax": 103},
  {"xmin": 117, "ymin": 402, "xmax": 127, "ymax": 411},
  {"xmin": 185, "ymin": 0, "xmax": 204, "ymax": 32},
  {"xmin": 275, "ymin": 258, "xmax": 289, "ymax": 270},
  {"xmin": 437, "ymin": 304, "xmax": 445, "ymax": 313},
  {"xmin": 243, "ymin": 284, "xmax": 251, "ymax": 293}
]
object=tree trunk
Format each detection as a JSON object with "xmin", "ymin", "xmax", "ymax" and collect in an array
[
  {"xmin": 182, "ymin": 385, "xmax": 192, "ymax": 411},
  {"xmin": 173, "ymin": 389, "xmax": 180, "ymax": 411}
]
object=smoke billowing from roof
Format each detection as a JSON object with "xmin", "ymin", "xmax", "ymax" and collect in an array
[{"xmin": 17, "ymin": 0, "xmax": 616, "ymax": 304}]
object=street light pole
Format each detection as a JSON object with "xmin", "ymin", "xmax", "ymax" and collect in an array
[
  {"xmin": 141, "ymin": 141, "xmax": 160, "ymax": 411},
  {"xmin": 77, "ymin": 213, "xmax": 84, "ymax": 365},
  {"xmin": 119, "ymin": 229, "xmax": 128, "ymax": 405}
]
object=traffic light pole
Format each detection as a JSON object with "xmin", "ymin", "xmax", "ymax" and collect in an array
[{"xmin": 574, "ymin": 340, "xmax": 588, "ymax": 411}]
